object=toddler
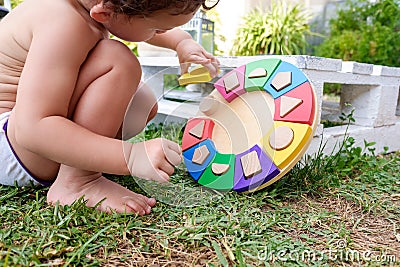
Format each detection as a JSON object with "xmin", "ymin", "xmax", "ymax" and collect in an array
[{"xmin": 0, "ymin": 0, "xmax": 219, "ymax": 214}]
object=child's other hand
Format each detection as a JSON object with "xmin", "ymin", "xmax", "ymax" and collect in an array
[
  {"xmin": 176, "ymin": 39, "xmax": 220, "ymax": 78},
  {"xmin": 126, "ymin": 138, "xmax": 182, "ymax": 182}
]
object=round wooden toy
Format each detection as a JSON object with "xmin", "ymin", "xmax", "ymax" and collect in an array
[{"xmin": 181, "ymin": 59, "xmax": 318, "ymax": 193}]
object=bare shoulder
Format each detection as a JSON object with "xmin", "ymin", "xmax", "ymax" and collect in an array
[{"xmin": 2, "ymin": 0, "xmax": 104, "ymax": 58}]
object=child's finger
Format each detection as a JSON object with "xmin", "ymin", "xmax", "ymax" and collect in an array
[
  {"xmin": 186, "ymin": 55, "xmax": 212, "ymax": 65},
  {"xmin": 155, "ymin": 170, "xmax": 170, "ymax": 183},
  {"xmin": 203, "ymin": 62, "xmax": 219, "ymax": 78},
  {"xmin": 165, "ymin": 149, "xmax": 182, "ymax": 167},
  {"xmin": 180, "ymin": 62, "xmax": 191, "ymax": 74},
  {"xmin": 211, "ymin": 58, "xmax": 220, "ymax": 68},
  {"xmin": 160, "ymin": 161, "xmax": 175, "ymax": 176},
  {"xmin": 202, "ymin": 50, "xmax": 217, "ymax": 60},
  {"xmin": 164, "ymin": 141, "xmax": 182, "ymax": 166},
  {"xmin": 163, "ymin": 139, "xmax": 182, "ymax": 154}
]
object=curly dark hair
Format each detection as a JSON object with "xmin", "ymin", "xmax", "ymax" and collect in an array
[{"xmin": 102, "ymin": 0, "xmax": 220, "ymax": 16}]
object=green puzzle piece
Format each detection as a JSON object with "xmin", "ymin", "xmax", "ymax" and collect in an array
[
  {"xmin": 198, "ymin": 153, "xmax": 235, "ymax": 191},
  {"xmin": 245, "ymin": 58, "xmax": 281, "ymax": 92}
]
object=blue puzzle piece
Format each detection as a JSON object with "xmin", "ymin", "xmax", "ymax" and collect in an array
[
  {"xmin": 183, "ymin": 139, "xmax": 217, "ymax": 181},
  {"xmin": 263, "ymin": 61, "xmax": 308, "ymax": 99}
]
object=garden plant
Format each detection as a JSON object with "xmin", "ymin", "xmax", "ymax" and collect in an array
[
  {"xmin": 315, "ymin": 0, "xmax": 400, "ymax": 67},
  {"xmin": 231, "ymin": 0, "xmax": 314, "ymax": 56}
]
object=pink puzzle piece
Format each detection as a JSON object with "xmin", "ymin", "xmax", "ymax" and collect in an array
[
  {"xmin": 182, "ymin": 118, "xmax": 215, "ymax": 151},
  {"xmin": 274, "ymin": 82, "xmax": 315, "ymax": 126},
  {"xmin": 214, "ymin": 65, "xmax": 246, "ymax": 103}
]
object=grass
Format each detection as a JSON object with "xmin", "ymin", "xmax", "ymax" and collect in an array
[{"xmin": 0, "ymin": 122, "xmax": 399, "ymax": 266}]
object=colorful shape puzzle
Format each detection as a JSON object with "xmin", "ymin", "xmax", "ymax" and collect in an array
[
  {"xmin": 262, "ymin": 121, "xmax": 312, "ymax": 169},
  {"xmin": 192, "ymin": 145, "xmax": 211, "ymax": 165},
  {"xmin": 248, "ymin": 68, "xmax": 267, "ymax": 78},
  {"xmin": 223, "ymin": 72, "xmax": 240, "ymax": 93},
  {"xmin": 271, "ymin": 72, "xmax": 292, "ymax": 91},
  {"xmin": 240, "ymin": 150, "xmax": 262, "ymax": 178},
  {"xmin": 199, "ymin": 95, "xmax": 220, "ymax": 116},
  {"xmin": 189, "ymin": 120, "xmax": 205, "ymax": 139},
  {"xmin": 181, "ymin": 59, "xmax": 318, "ymax": 193},
  {"xmin": 211, "ymin": 163, "xmax": 231, "ymax": 175}
]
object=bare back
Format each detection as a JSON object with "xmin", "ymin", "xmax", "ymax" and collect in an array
[{"xmin": 0, "ymin": 0, "xmax": 106, "ymax": 115}]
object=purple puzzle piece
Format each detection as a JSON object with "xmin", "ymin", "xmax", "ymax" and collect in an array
[{"xmin": 233, "ymin": 145, "xmax": 280, "ymax": 192}]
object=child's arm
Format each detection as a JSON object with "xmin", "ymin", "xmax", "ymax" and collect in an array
[{"xmin": 146, "ymin": 28, "xmax": 219, "ymax": 77}]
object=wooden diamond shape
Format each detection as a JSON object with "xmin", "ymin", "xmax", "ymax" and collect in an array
[
  {"xmin": 223, "ymin": 72, "xmax": 240, "ymax": 93},
  {"xmin": 240, "ymin": 150, "xmax": 262, "ymax": 178}
]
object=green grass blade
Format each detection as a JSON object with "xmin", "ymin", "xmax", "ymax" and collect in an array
[{"xmin": 211, "ymin": 240, "xmax": 229, "ymax": 266}]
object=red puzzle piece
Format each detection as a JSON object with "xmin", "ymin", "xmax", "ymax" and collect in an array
[
  {"xmin": 182, "ymin": 118, "xmax": 215, "ymax": 151},
  {"xmin": 274, "ymin": 82, "xmax": 315, "ymax": 126}
]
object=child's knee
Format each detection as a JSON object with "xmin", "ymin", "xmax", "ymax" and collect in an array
[
  {"xmin": 148, "ymin": 102, "xmax": 158, "ymax": 121},
  {"xmin": 96, "ymin": 39, "xmax": 141, "ymax": 85}
]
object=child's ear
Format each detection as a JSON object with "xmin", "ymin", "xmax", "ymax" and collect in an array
[{"xmin": 90, "ymin": 3, "xmax": 113, "ymax": 23}]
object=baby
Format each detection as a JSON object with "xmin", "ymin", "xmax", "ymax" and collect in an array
[{"xmin": 0, "ymin": 0, "xmax": 219, "ymax": 214}]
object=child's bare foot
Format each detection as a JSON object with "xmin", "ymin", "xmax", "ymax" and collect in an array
[{"xmin": 47, "ymin": 170, "xmax": 156, "ymax": 214}]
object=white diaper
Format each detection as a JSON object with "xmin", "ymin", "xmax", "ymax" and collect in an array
[{"xmin": 0, "ymin": 111, "xmax": 51, "ymax": 187}]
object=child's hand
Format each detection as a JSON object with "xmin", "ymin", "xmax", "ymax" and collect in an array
[
  {"xmin": 126, "ymin": 138, "xmax": 182, "ymax": 182},
  {"xmin": 176, "ymin": 38, "xmax": 220, "ymax": 78}
]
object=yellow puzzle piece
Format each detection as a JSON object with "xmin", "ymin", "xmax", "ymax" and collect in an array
[
  {"xmin": 178, "ymin": 65, "xmax": 212, "ymax": 86},
  {"xmin": 261, "ymin": 121, "xmax": 312, "ymax": 169}
]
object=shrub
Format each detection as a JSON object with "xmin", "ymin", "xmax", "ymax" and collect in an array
[
  {"xmin": 231, "ymin": 1, "xmax": 313, "ymax": 56},
  {"xmin": 315, "ymin": 0, "xmax": 400, "ymax": 67}
]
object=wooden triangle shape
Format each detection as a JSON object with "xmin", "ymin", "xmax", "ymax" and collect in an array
[
  {"xmin": 189, "ymin": 120, "xmax": 205, "ymax": 139},
  {"xmin": 280, "ymin": 96, "xmax": 303, "ymax": 117}
]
